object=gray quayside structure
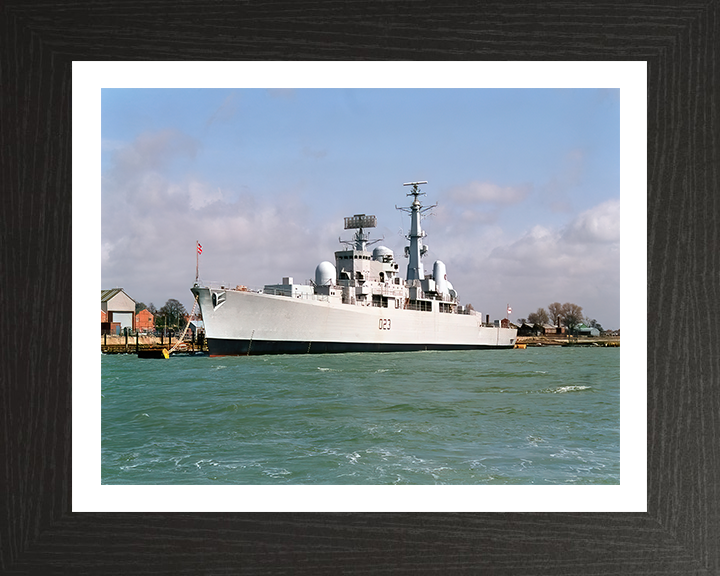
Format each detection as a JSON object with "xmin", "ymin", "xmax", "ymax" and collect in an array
[{"xmin": 192, "ymin": 182, "xmax": 517, "ymax": 356}]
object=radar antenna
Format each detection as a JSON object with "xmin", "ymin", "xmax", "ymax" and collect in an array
[
  {"xmin": 339, "ymin": 213, "xmax": 382, "ymax": 251},
  {"xmin": 402, "ymin": 181, "xmax": 428, "ymax": 203}
]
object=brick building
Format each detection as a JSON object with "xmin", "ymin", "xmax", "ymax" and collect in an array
[{"xmin": 135, "ymin": 308, "xmax": 155, "ymax": 333}]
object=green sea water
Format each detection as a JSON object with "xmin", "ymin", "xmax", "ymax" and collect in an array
[{"xmin": 101, "ymin": 347, "xmax": 620, "ymax": 485}]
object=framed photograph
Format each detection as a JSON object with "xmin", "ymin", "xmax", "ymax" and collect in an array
[
  {"xmin": 81, "ymin": 63, "xmax": 641, "ymax": 513},
  {"xmin": 3, "ymin": 3, "xmax": 717, "ymax": 574}
]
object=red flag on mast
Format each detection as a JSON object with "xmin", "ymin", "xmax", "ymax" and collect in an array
[{"xmin": 195, "ymin": 242, "xmax": 202, "ymax": 283}]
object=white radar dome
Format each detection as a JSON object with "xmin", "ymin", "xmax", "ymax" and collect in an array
[
  {"xmin": 372, "ymin": 246, "xmax": 394, "ymax": 261},
  {"xmin": 314, "ymin": 261, "xmax": 336, "ymax": 286},
  {"xmin": 433, "ymin": 260, "xmax": 448, "ymax": 294}
]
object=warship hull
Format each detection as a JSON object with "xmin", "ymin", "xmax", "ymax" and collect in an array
[{"xmin": 192, "ymin": 286, "xmax": 517, "ymax": 356}]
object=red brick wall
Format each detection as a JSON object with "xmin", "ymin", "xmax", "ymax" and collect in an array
[{"xmin": 135, "ymin": 309, "xmax": 155, "ymax": 332}]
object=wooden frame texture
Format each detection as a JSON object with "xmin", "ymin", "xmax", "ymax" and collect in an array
[{"xmin": 1, "ymin": 2, "xmax": 718, "ymax": 574}]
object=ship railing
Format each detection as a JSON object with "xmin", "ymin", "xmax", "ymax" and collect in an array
[
  {"xmin": 300, "ymin": 293, "xmax": 330, "ymax": 303},
  {"xmin": 202, "ymin": 280, "xmax": 336, "ymax": 303},
  {"xmin": 371, "ymin": 285, "xmax": 404, "ymax": 298},
  {"xmin": 262, "ymin": 288, "xmax": 331, "ymax": 303},
  {"xmin": 437, "ymin": 302, "xmax": 476, "ymax": 315},
  {"xmin": 202, "ymin": 280, "xmax": 262, "ymax": 293}
]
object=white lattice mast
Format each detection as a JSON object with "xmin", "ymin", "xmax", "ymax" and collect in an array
[{"xmin": 397, "ymin": 181, "xmax": 436, "ymax": 282}]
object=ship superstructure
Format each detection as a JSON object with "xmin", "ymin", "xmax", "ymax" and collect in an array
[{"xmin": 192, "ymin": 182, "xmax": 517, "ymax": 355}]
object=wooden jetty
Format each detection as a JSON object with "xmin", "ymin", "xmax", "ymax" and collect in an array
[{"xmin": 101, "ymin": 334, "xmax": 208, "ymax": 356}]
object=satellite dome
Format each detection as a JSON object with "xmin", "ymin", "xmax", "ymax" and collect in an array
[
  {"xmin": 372, "ymin": 246, "xmax": 394, "ymax": 261},
  {"xmin": 314, "ymin": 261, "xmax": 336, "ymax": 286},
  {"xmin": 433, "ymin": 260, "xmax": 448, "ymax": 294}
]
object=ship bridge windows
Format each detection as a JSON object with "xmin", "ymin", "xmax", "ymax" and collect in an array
[
  {"xmin": 439, "ymin": 302, "xmax": 455, "ymax": 314},
  {"xmin": 335, "ymin": 252, "xmax": 372, "ymax": 262},
  {"xmin": 372, "ymin": 295, "xmax": 390, "ymax": 308},
  {"xmin": 406, "ymin": 299, "xmax": 433, "ymax": 312}
]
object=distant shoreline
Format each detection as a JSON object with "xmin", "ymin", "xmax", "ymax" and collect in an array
[
  {"xmin": 516, "ymin": 335, "xmax": 620, "ymax": 347},
  {"xmin": 99, "ymin": 334, "xmax": 619, "ymax": 354}
]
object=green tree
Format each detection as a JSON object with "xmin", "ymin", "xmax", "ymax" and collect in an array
[
  {"xmin": 560, "ymin": 302, "xmax": 584, "ymax": 334},
  {"xmin": 527, "ymin": 308, "xmax": 549, "ymax": 326},
  {"xmin": 135, "ymin": 302, "xmax": 147, "ymax": 313},
  {"xmin": 156, "ymin": 299, "xmax": 188, "ymax": 333}
]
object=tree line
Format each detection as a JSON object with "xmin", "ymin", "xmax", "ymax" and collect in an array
[
  {"xmin": 518, "ymin": 302, "xmax": 604, "ymax": 334},
  {"xmin": 136, "ymin": 299, "xmax": 190, "ymax": 333}
]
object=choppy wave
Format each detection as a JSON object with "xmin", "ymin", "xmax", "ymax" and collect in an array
[
  {"xmin": 553, "ymin": 385, "xmax": 592, "ymax": 393},
  {"xmin": 533, "ymin": 385, "xmax": 592, "ymax": 394},
  {"xmin": 102, "ymin": 348, "xmax": 619, "ymax": 485}
]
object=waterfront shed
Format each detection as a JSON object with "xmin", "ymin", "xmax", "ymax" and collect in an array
[
  {"xmin": 542, "ymin": 323, "xmax": 565, "ymax": 335},
  {"xmin": 518, "ymin": 322, "xmax": 543, "ymax": 336},
  {"xmin": 101, "ymin": 288, "xmax": 136, "ymax": 332},
  {"xmin": 576, "ymin": 324, "xmax": 601, "ymax": 337}
]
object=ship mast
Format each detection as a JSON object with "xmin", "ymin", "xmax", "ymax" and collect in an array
[{"xmin": 398, "ymin": 181, "xmax": 436, "ymax": 282}]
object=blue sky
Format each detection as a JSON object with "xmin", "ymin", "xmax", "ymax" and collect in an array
[{"xmin": 101, "ymin": 88, "xmax": 620, "ymax": 328}]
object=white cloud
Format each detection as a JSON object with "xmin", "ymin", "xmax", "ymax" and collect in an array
[
  {"xmin": 431, "ymin": 181, "xmax": 530, "ymax": 232},
  {"xmin": 110, "ymin": 129, "xmax": 199, "ymax": 175},
  {"xmin": 102, "ymin": 129, "xmax": 336, "ymax": 307},
  {"xmin": 488, "ymin": 198, "xmax": 619, "ymax": 275},
  {"xmin": 423, "ymin": 198, "xmax": 620, "ymax": 328},
  {"xmin": 562, "ymin": 198, "xmax": 619, "ymax": 244},
  {"xmin": 188, "ymin": 181, "xmax": 224, "ymax": 211}
]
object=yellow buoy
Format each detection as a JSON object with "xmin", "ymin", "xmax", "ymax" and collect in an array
[{"xmin": 162, "ymin": 348, "xmax": 170, "ymax": 359}]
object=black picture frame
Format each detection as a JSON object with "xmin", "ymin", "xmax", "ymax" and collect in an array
[{"xmin": 2, "ymin": 2, "xmax": 718, "ymax": 574}]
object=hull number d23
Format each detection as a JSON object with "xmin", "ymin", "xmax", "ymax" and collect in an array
[{"xmin": 379, "ymin": 318, "xmax": 392, "ymax": 330}]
